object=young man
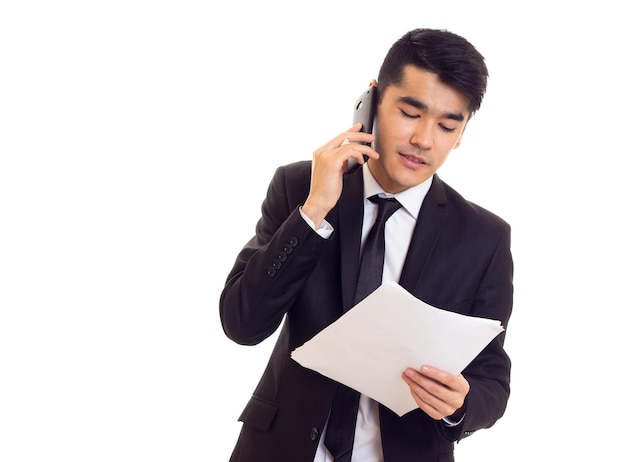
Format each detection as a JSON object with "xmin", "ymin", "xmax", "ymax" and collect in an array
[{"xmin": 220, "ymin": 28, "xmax": 513, "ymax": 462}]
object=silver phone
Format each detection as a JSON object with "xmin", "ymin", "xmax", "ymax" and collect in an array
[{"xmin": 346, "ymin": 86, "xmax": 377, "ymax": 172}]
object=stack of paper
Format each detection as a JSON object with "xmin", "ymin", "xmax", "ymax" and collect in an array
[{"xmin": 291, "ymin": 281, "xmax": 504, "ymax": 416}]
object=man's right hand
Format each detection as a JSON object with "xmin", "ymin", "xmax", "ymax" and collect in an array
[{"xmin": 301, "ymin": 124, "xmax": 378, "ymax": 229}]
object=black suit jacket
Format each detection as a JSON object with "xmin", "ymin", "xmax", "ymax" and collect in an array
[{"xmin": 220, "ymin": 161, "xmax": 513, "ymax": 462}]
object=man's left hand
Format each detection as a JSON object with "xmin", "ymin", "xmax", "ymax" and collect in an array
[{"xmin": 401, "ymin": 365, "xmax": 469, "ymax": 421}]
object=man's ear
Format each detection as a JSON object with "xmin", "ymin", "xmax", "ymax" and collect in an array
[{"xmin": 369, "ymin": 79, "xmax": 377, "ymax": 87}]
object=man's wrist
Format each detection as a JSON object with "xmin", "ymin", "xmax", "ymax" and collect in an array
[
  {"xmin": 442, "ymin": 413, "xmax": 465, "ymax": 427},
  {"xmin": 301, "ymin": 200, "xmax": 330, "ymax": 230},
  {"xmin": 299, "ymin": 206, "xmax": 333, "ymax": 238},
  {"xmin": 442, "ymin": 405, "xmax": 466, "ymax": 427}
]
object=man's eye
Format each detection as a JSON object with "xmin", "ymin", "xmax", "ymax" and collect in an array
[
  {"xmin": 439, "ymin": 124, "xmax": 455, "ymax": 133},
  {"xmin": 400, "ymin": 109, "xmax": 419, "ymax": 119}
]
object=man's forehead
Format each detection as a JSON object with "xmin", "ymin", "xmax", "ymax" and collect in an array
[{"xmin": 384, "ymin": 72, "xmax": 471, "ymax": 120}]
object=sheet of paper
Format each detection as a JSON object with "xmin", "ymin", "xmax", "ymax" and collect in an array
[{"xmin": 291, "ymin": 281, "xmax": 504, "ymax": 416}]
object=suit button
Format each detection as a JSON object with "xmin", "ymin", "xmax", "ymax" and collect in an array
[
  {"xmin": 267, "ymin": 268, "xmax": 277, "ymax": 277},
  {"xmin": 289, "ymin": 237, "xmax": 299, "ymax": 247},
  {"xmin": 310, "ymin": 427, "xmax": 319, "ymax": 441}
]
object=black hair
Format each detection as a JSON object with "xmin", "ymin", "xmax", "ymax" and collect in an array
[{"xmin": 377, "ymin": 28, "xmax": 489, "ymax": 115}]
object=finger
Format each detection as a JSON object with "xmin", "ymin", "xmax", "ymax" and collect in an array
[
  {"xmin": 342, "ymin": 143, "xmax": 379, "ymax": 164},
  {"xmin": 417, "ymin": 396, "xmax": 451, "ymax": 421},
  {"xmin": 420, "ymin": 366, "xmax": 470, "ymax": 397},
  {"xmin": 333, "ymin": 124, "xmax": 375, "ymax": 147},
  {"xmin": 335, "ymin": 132, "xmax": 374, "ymax": 148},
  {"xmin": 403, "ymin": 370, "xmax": 466, "ymax": 420},
  {"xmin": 317, "ymin": 128, "xmax": 362, "ymax": 152},
  {"xmin": 348, "ymin": 123, "xmax": 364, "ymax": 133},
  {"xmin": 402, "ymin": 375, "xmax": 450, "ymax": 419},
  {"xmin": 403, "ymin": 369, "xmax": 453, "ymax": 402},
  {"xmin": 419, "ymin": 366, "xmax": 456, "ymax": 388}
]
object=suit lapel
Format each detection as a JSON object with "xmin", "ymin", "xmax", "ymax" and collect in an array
[
  {"xmin": 336, "ymin": 169, "xmax": 365, "ymax": 312},
  {"xmin": 399, "ymin": 174, "xmax": 449, "ymax": 292}
]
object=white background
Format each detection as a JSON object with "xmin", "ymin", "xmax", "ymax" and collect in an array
[{"xmin": 1, "ymin": 1, "xmax": 624, "ymax": 460}]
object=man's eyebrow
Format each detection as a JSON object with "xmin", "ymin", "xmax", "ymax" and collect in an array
[{"xmin": 398, "ymin": 96, "xmax": 466, "ymax": 122}]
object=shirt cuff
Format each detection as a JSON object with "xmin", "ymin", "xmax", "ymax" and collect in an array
[
  {"xmin": 442, "ymin": 413, "xmax": 465, "ymax": 427},
  {"xmin": 299, "ymin": 206, "xmax": 333, "ymax": 239}
]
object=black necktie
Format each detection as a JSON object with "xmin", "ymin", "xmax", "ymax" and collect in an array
[{"xmin": 324, "ymin": 195, "xmax": 402, "ymax": 461}]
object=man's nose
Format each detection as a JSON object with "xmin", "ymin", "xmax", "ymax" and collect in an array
[{"xmin": 409, "ymin": 122, "xmax": 433, "ymax": 150}]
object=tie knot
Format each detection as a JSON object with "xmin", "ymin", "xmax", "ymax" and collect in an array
[{"xmin": 368, "ymin": 195, "xmax": 402, "ymax": 224}]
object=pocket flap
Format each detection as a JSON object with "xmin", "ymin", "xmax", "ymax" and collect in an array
[{"xmin": 238, "ymin": 396, "xmax": 278, "ymax": 431}]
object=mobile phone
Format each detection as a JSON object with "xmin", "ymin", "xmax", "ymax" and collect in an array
[
  {"xmin": 352, "ymin": 86, "xmax": 377, "ymax": 138},
  {"xmin": 346, "ymin": 86, "xmax": 377, "ymax": 171}
]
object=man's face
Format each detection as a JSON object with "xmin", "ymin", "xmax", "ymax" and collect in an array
[{"xmin": 369, "ymin": 65, "xmax": 471, "ymax": 194}]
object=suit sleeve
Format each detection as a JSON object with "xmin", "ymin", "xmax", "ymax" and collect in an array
[
  {"xmin": 439, "ymin": 221, "xmax": 514, "ymax": 442},
  {"xmin": 219, "ymin": 163, "xmax": 330, "ymax": 346}
]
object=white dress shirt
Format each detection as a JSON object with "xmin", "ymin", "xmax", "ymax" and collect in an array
[{"xmin": 302, "ymin": 164, "xmax": 432, "ymax": 462}]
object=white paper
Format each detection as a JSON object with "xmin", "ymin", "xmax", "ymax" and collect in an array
[{"xmin": 290, "ymin": 281, "xmax": 504, "ymax": 416}]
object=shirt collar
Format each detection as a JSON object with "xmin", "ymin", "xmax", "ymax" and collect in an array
[{"xmin": 362, "ymin": 163, "xmax": 433, "ymax": 220}]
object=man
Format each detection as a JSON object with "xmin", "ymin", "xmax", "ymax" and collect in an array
[{"xmin": 220, "ymin": 28, "xmax": 513, "ymax": 462}]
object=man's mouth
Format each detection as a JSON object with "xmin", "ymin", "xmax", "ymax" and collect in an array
[{"xmin": 399, "ymin": 152, "xmax": 428, "ymax": 166}]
